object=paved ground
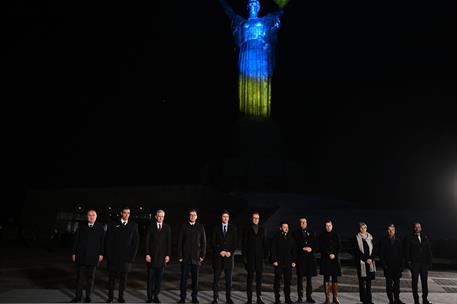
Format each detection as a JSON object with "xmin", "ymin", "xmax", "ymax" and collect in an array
[
  {"xmin": 1, "ymin": 290, "xmax": 457, "ymax": 304},
  {"xmin": 1, "ymin": 244, "xmax": 456, "ymax": 303},
  {"xmin": 2, "ymin": 262, "xmax": 457, "ymax": 303}
]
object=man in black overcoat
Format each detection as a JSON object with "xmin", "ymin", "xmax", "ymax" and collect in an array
[
  {"xmin": 404, "ymin": 222, "xmax": 433, "ymax": 304},
  {"xmin": 71, "ymin": 209, "xmax": 105, "ymax": 303},
  {"xmin": 211, "ymin": 210, "xmax": 237, "ymax": 304},
  {"xmin": 145, "ymin": 209, "xmax": 171, "ymax": 303},
  {"xmin": 177, "ymin": 209, "xmax": 207, "ymax": 304},
  {"xmin": 242, "ymin": 211, "xmax": 267, "ymax": 304},
  {"xmin": 271, "ymin": 222, "xmax": 296, "ymax": 304},
  {"xmin": 292, "ymin": 217, "xmax": 317, "ymax": 303},
  {"xmin": 105, "ymin": 207, "xmax": 139, "ymax": 303},
  {"xmin": 379, "ymin": 224, "xmax": 405, "ymax": 304}
]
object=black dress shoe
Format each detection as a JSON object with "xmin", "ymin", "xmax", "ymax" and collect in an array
[
  {"xmin": 70, "ymin": 297, "xmax": 81, "ymax": 303},
  {"xmin": 256, "ymin": 298, "xmax": 265, "ymax": 304},
  {"xmin": 105, "ymin": 298, "xmax": 113, "ymax": 303},
  {"xmin": 306, "ymin": 298, "xmax": 315, "ymax": 304},
  {"xmin": 147, "ymin": 298, "xmax": 153, "ymax": 303},
  {"xmin": 192, "ymin": 298, "xmax": 199, "ymax": 304},
  {"xmin": 84, "ymin": 297, "xmax": 92, "ymax": 303},
  {"xmin": 275, "ymin": 300, "xmax": 281, "ymax": 304},
  {"xmin": 212, "ymin": 299, "xmax": 218, "ymax": 304},
  {"xmin": 118, "ymin": 297, "xmax": 126, "ymax": 303},
  {"xmin": 285, "ymin": 299, "xmax": 293, "ymax": 304},
  {"xmin": 153, "ymin": 297, "xmax": 161, "ymax": 303},
  {"xmin": 395, "ymin": 301, "xmax": 405, "ymax": 304},
  {"xmin": 226, "ymin": 299, "xmax": 234, "ymax": 304},
  {"xmin": 296, "ymin": 298, "xmax": 303, "ymax": 304},
  {"xmin": 177, "ymin": 299, "xmax": 185, "ymax": 304},
  {"xmin": 423, "ymin": 300, "xmax": 432, "ymax": 304}
]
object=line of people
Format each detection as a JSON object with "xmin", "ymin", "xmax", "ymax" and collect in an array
[
  {"xmin": 70, "ymin": 208, "xmax": 433, "ymax": 304},
  {"xmin": 355, "ymin": 222, "xmax": 432, "ymax": 304}
]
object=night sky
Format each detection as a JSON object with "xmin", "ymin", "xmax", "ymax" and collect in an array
[{"xmin": 5, "ymin": 0, "xmax": 457, "ymax": 216}]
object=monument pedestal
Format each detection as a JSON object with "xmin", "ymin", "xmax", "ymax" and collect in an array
[{"xmin": 203, "ymin": 117, "xmax": 305, "ymax": 192}]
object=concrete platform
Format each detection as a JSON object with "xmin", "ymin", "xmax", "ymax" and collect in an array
[
  {"xmin": 0, "ymin": 290, "xmax": 456, "ymax": 304},
  {"xmin": 1, "ymin": 246, "xmax": 457, "ymax": 303},
  {"xmin": 1, "ymin": 225, "xmax": 456, "ymax": 304},
  {"xmin": 1, "ymin": 264, "xmax": 456, "ymax": 303}
]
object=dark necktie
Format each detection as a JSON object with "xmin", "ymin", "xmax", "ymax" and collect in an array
[
  {"xmin": 223, "ymin": 225, "xmax": 227, "ymax": 236},
  {"xmin": 158, "ymin": 224, "xmax": 162, "ymax": 231}
]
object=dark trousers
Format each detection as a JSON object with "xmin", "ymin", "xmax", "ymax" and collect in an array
[
  {"xmin": 357, "ymin": 276, "xmax": 372, "ymax": 303},
  {"xmin": 385, "ymin": 276, "xmax": 400, "ymax": 303},
  {"xmin": 274, "ymin": 266, "xmax": 292, "ymax": 301},
  {"xmin": 180, "ymin": 264, "xmax": 200, "ymax": 300},
  {"xmin": 213, "ymin": 267, "xmax": 233, "ymax": 300},
  {"xmin": 75, "ymin": 265, "xmax": 96, "ymax": 299},
  {"xmin": 147, "ymin": 266, "xmax": 164, "ymax": 300},
  {"xmin": 108, "ymin": 271, "xmax": 127, "ymax": 298},
  {"xmin": 246, "ymin": 269, "xmax": 263, "ymax": 301},
  {"xmin": 296, "ymin": 271, "xmax": 313, "ymax": 299},
  {"xmin": 411, "ymin": 263, "xmax": 429, "ymax": 303}
]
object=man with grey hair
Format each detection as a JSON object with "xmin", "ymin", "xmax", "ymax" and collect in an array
[{"xmin": 145, "ymin": 209, "xmax": 171, "ymax": 303}]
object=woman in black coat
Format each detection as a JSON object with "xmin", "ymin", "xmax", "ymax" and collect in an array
[
  {"xmin": 353, "ymin": 222, "xmax": 376, "ymax": 304},
  {"xmin": 318, "ymin": 220, "xmax": 341, "ymax": 304}
]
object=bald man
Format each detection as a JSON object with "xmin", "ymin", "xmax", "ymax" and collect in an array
[{"xmin": 71, "ymin": 210, "xmax": 105, "ymax": 303}]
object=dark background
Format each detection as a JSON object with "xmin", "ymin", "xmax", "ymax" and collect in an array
[{"xmin": 5, "ymin": 0, "xmax": 457, "ymax": 221}]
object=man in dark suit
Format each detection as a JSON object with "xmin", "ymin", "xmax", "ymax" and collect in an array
[
  {"xmin": 71, "ymin": 209, "xmax": 105, "ymax": 303},
  {"xmin": 292, "ymin": 217, "xmax": 317, "ymax": 303},
  {"xmin": 145, "ymin": 209, "xmax": 171, "ymax": 303},
  {"xmin": 105, "ymin": 207, "xmax": 139, "ymax": 303},
  {"xmin": 242, "ymin": 211, "xmax": 267, "ymax": 304},
  {"xmin": 177, "ymin": 209, "xmax": 207, "ymax": 304},
  {"xmin": 404, "ymin": 222, "xmax": 433, "ymax": 304},
  {"xmin": 211, "ymin": 210, "xmax": 237, "ymax": 304},
  {"xmin": 271, "ymin": 222, "xmax": 296, "ymax": 304},
  {"xmin": 379, "ymin": 224, "xmax": 405, "ymax": 304}
]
